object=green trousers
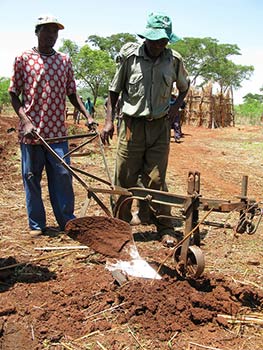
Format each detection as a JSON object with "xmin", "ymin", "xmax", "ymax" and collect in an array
[{"xmin": 114, "ymin": 115, "xmax": 174, "ymax": 234}]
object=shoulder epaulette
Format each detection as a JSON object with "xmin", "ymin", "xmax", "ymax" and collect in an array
[
  {"xmin": 170, "ymin": 49, "xmax": 183, "ymax": 60},
  {"xmin": 116, "ymin": 42, "xmax": 140, "ymax": 63},
  {"xmin": 120, "ymin": 42, "xmax": 140, "ymax": 57}
]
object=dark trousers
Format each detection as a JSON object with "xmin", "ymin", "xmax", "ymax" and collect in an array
[{"xmin": 114, "ymin": 115, "xmax": 174, "ymax": 234}]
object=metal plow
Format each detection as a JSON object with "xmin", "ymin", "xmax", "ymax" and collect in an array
[
  {"xmin": 113, "ymin": 171, "xmax": 262, "ymax": 278},
  {"xmin": 34, "ymin": 131, "xmax": 263, "ymax": 280}
]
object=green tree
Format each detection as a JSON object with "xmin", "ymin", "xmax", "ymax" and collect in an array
[
  {"xmin": 235, "ymin": 97, "xmax": 263, "ymax": 124},
  {"xmin": 0, "ymin": 77, "xmax": 10, "ymax": 111},
  {"xmin": 60, "ymin": 40, "xmax": 116, "ymax": 103},
  {"xmin": 87, "ymin": 33, "xmax": 138, "ymax": 59},
  {"xmin": 171, "ymin": 37, "xmax": 220, "ymax": 83},
  {"xmin": 76, "ymin": 45, "xmax": 115, "ymax": 103},
  {"xmin": 243, "ymin": 93, "xmax": 263, "ymax": 103},
  {"xmin": 171, "ymin": 37, "xmax": 254, "ymax": 92},
  {"xmin": 59, "ymin": 39, "xmax": 79, "ymax": 60}
]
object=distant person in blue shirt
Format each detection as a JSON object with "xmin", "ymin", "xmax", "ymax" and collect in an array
[{"xmin": 85, "ymin": 97, "xmax": 95, "ymax": 118}]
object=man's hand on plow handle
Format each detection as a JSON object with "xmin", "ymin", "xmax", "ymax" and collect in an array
[{"xmin": 85, "ymin": 121, "xmax": 98, "ymax": 131}]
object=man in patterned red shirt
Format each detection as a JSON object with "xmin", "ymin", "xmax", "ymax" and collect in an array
[{"xmin": 9, "ymin": 15, "xmax": 96, "ymax": 234}]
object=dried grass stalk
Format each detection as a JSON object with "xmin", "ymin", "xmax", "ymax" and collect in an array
[
  {"xmin": 218, "ymin": 313, "xmax": 263, "ymax": 325},
  {"xmin": 189, "ymin": 341, "xmax": 225, "ymax": 350}
]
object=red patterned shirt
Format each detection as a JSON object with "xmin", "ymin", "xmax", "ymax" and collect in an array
[{"xmin": 9, "ymin": 48, "xmax": 76, "ymax": 144}]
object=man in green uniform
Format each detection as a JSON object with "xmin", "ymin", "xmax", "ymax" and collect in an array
[{"xmin": 101, "ymin": 12, "xmax": 190, "ymax": 247}]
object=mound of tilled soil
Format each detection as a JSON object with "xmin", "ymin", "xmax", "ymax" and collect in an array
[
  {"xmin": 1, "ymin": 265, "xmax": 262, "ymax": 349},
  {"xmin": 116, "ymin": 274, "xmax": 263, "ymax": 339}
]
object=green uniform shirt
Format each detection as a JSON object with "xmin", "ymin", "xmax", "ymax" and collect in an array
[{"xmin": 109, "ymin": 42, "xmax": 189, "ymax": 119}]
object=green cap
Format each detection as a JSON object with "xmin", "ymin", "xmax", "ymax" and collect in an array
[{"xmin": 138, "ymin": 12, "xmax": 180, "ymax": 43}]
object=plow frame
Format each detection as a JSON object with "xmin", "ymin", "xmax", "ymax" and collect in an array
[{"xmin": 113, "ymin": 171, "xmax": 261, "ymax": 277}]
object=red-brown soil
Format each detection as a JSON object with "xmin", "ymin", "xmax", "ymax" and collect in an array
[{"xmin": 0, "ymin": 113, "xmax": 263, "ymax": 349}]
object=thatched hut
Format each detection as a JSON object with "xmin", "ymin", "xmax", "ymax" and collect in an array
[{"xmin": 182, "ymin": 84, "xmax": 234, "ymax": 128}]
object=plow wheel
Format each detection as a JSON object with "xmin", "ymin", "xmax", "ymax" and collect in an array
[{"xmin": 173, "ymin": 245, "xmax": 205, "ymax": 278}]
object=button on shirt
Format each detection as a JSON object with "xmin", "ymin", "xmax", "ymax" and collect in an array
[
  {"xmin": 109, "ymin": 42, "xmax": 189, "ymax": 119},
  {"xmin": 9, "ymin": 49, "xmax": 76, "ymax": 144}
]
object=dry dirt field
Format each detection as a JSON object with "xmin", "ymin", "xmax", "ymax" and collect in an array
[{"xmin": 0, "ymin": 113, "xmax": 263, "ymax": 350}]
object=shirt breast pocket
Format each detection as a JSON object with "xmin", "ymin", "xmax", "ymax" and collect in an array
[{"xmin": 128, "ymin": 73, "xmax": 144, "ymax": 97}]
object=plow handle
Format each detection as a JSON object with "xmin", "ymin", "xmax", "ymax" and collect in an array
[{"xmin": 32, "ymin": 131, "xmax": 89, "ymax": 191}]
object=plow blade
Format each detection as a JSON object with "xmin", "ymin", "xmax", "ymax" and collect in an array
[{"xmin": 65, "ymin": 216, "xmax": 132, "ymax": 259}]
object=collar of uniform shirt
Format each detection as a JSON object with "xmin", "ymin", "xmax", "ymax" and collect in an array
[{"xmin": 138, "ymin": 42, "xmax": 170, "ymax": 62}]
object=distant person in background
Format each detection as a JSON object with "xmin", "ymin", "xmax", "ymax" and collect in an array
[
  {"xmin": 85, "ymin": 97, "xmax": 95, "ymax": 118},
  {"xmin": 73, "ymin": 96, "xmax": 84, "ymax": 124},
  {"xmin": 169, "ymin": 94, "xmax": 186, "ymax": 142},
  {"xmin": 73, "ymin": 107, "xmax": 79, "ymax": 124},
  {"xmin": 8, "ymin": 14, "xmax": 96, "ymax": 235}
]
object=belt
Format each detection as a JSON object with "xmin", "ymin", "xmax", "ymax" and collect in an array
[
  {"xmin": 145, "ymin": 114, "xmax": 168, "ymax": 122},
  {"xmin": 124, "ymin": 114, "xmax": 168, "ymax": 141},
  {"xmin": 123, "ymin": 114, "xmax": 168, "ymax": 122}
]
